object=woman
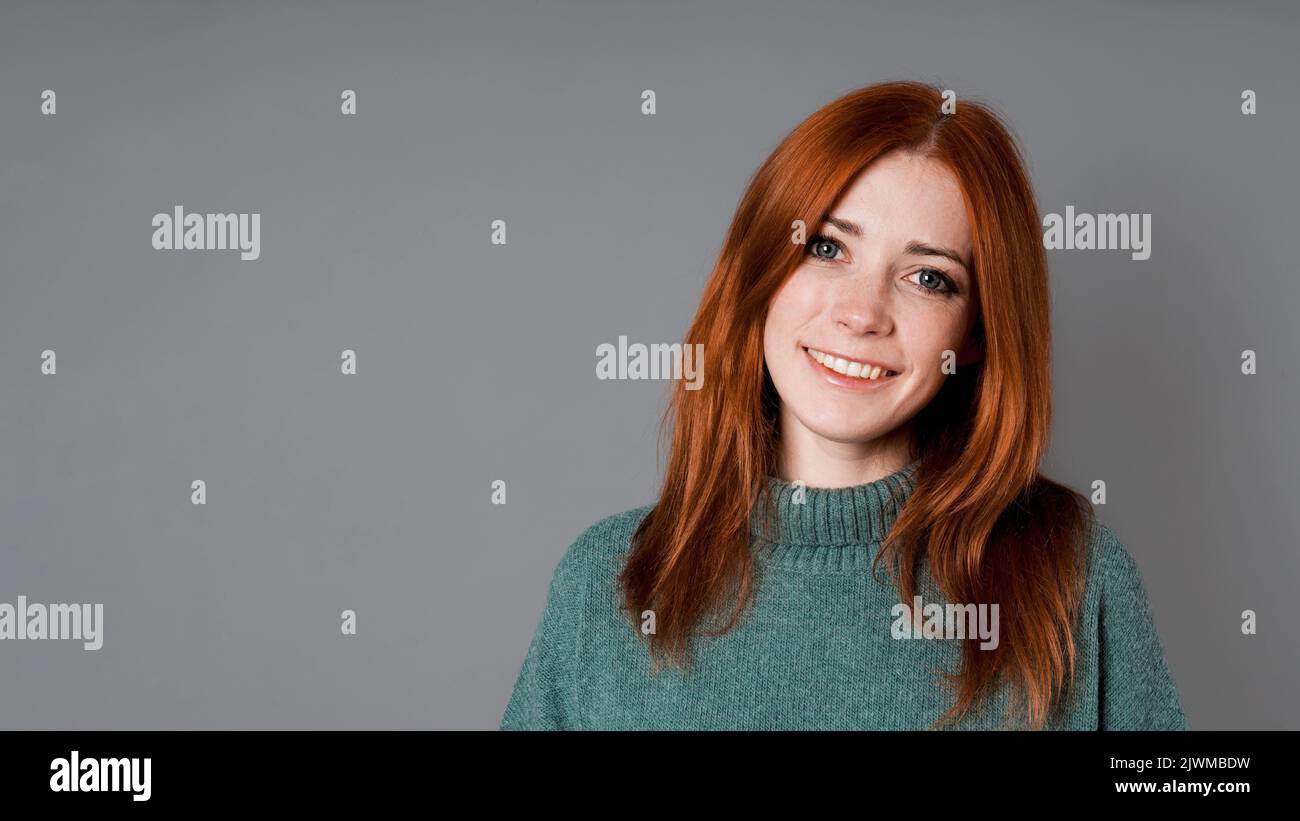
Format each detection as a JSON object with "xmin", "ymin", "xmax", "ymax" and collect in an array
[{"xmin": 500, "ymin": 80, "xmax": 1186, "ymax": 730}]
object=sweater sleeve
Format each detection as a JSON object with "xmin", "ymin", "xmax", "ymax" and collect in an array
[
  {"xmin": 499, "ymin": 528, "xmax": 592, "ymax": 730},
  {"xmin": 1094, "ymin": 525, "xmax": 1188, "ymax": 730}
]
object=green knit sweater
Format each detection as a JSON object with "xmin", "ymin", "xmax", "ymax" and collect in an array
[{"xmin": 500, "ymin": 462, "xmax": 1187, "ymax": 730}]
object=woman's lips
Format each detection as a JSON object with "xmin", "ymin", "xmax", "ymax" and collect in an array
[{"xmin": 803, "ymin": 346, "xmax": 900, "ymax": 391}]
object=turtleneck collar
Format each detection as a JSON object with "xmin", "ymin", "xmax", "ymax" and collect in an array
[{"xmin": 749, "ymin": 459, "xmax": 919, "ymax": 565}]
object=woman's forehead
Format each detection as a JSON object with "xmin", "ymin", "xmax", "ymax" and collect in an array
[{"xmin": 828, "ymin": 154, "xmax": 972, "ymax": 258}]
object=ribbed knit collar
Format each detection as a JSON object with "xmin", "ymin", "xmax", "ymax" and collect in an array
[{"xmin": 749, "ymin": 459, "xmax": 919, "ymax": 564}]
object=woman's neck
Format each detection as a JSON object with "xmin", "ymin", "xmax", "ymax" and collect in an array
[{"xmin": 775, "ymin": 417, "xmax": 914, "ymax": 489}]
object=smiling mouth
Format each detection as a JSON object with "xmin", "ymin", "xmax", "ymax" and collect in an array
[{"xmin": 803, "ymin": 346, "xmax": 899, "ymax": 381}]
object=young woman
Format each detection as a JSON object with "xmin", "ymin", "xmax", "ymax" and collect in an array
[{"xmin": 501, "ymin": 80, "xmax": 1186, "ymax": 730}]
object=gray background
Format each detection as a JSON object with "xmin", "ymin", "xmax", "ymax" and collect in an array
[{"xmin": 1, "ymin": 0, "xmax": 1296, "ymax": 729}]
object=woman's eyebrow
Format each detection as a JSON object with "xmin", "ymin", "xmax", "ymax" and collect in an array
[
  {"xmin": 822, "ymin": 215, "xmax": 970, "ymax": 271},
  {"xmin": 904, "ymin": 240, "xmax": 970, "ymax": 271},
  {"xmin": 822, "ymin": 214, "xmax": 863, "ymax": 237}
]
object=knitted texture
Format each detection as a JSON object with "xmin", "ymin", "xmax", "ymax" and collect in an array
[{"xmin": 500, "ymin": 462, "xmax": 1187, "ymax": 730}]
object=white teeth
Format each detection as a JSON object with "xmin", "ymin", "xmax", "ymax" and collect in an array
[{"xmin": 806, "ymin": 347, "xmax": 896, "ymax": 380}]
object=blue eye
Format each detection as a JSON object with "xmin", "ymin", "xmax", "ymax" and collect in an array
[
  {"xmin": 806, "ymin": 234, "xmax": 843, "ymax": 261},
  {"xmin": 908, "ymin": 268, "xmax": 958, "ymax": 297}
]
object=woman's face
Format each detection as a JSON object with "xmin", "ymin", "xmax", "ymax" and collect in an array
[{"xmin": 762, "ymin": 149, "xmax": 981, "ymax": 456}]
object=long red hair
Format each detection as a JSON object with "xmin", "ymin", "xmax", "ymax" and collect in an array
[{"xmin": 619, "ymin": 80, "xmax": 1094, "ymax": 729}]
